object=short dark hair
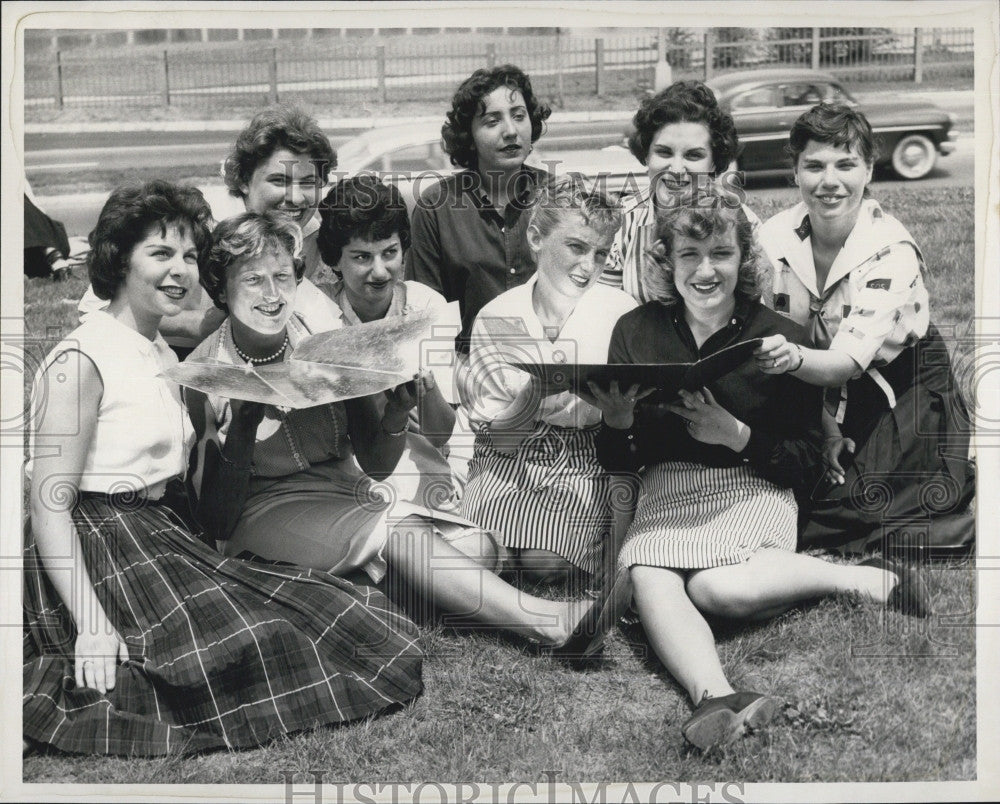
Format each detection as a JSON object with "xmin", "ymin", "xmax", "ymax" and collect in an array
[
  {"xmin": 787, "ymin": 102, "xmax": 878, "ymax": 166},
  {"xmin": 316, "ymin": 174, "xmax": 411, "ymax": 272},
  {"xmin": 442, "ymin": 64, "xmax": 551, "ymax": 170},
  {"xmin": 88, "ymin": 180, "xmax": 213, "ymax": 301},
  {"xmin": 644, "ymin": 188, "xmax": 760, "ymax": 307},
  {"xmin": 223, "ymin": 105, "xmax": 337, "ymax": 199},
  {"xmin": 201, "ymin": 212, "xmax": 305, "ymax": 314},
  {"xmin": 627, "ymin": 80, "xmax": 738, "ymax": 173}
]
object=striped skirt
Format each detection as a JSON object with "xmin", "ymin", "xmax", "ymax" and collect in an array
[
  {"xmin": 460, "ymin": 422, "xmax": 612, "ymax": 575},
  {"xmin": 619, "ymin": 462, "xmax": 796, "ymax": 570},
  {"xmin": 23, "ymin": 494, "xmax": 423, "ymax": 756}
]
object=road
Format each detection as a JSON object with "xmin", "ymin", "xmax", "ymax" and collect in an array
[
  {"xmin": 23, "ymin": 120, "xmax": 630, "ymax": 174},
  {"xmin": 27, "ymin": 133, "xmax": 974, "ymax": 238}
]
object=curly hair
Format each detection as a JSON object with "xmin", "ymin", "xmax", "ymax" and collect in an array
[
  {"xmin": 201, "ymin": 212, "xmax": 304, "ymax": 314},
  {"xmin": 223, "ymin": 105, "xmax": 337, "ymax": 199},
  {"xmin": 87, "ymin": 180, "xmax": 213, "ymax": 302},
  {"xmin": 316, "ymin": 174, "xmax": 411, "ymax": 272},
  {"xmin": 642, "ymin": 192, "xmax": 760, "ymax": 308},
  {"xmin": 441, "ymin": 64, "xmax": 551, "ymax": 170},
  {"xmin": 528, "ymin": 177, "xmax": 623, "ymax": 243},
  {"xmin": 627, "ymin": 80, "xmax": 738, "ymax": 173},
  {"xmin": 787, "ymin": 101, "xmax": 878, "ymax": 166}
]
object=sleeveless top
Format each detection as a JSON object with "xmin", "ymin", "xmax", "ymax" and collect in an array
[{"xmin": 27, "ymin": 311, "xmax": 194, "ymax": 499}]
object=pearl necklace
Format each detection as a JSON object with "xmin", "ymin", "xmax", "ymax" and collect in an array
[{"xmin": 232, "ymin": 333, "xmax": 289, "ymax": 365}]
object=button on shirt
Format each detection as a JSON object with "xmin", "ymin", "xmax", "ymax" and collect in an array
[
  {"xmin": 405, "ymin": 165, "xmax": 551, "ymax": 353},
  {"xmin": 595, "ymin": 300, "xmax": 823, "ymax": 491}
]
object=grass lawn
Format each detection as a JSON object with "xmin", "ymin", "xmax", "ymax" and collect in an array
[{"xmin": 18, "ymin": 184, "xmax": 976, "ymax": 784}]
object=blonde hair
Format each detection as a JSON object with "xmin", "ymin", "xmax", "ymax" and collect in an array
[
  {"xmin": 642, "ymin": 198, "xmax": 761, "ymax": 307},
  {"xmin": 527, "ymin": 178, "xmax": 623, "ymax": 241}
]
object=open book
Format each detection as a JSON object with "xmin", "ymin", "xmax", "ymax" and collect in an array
[
  {"xmin": 163, "ymin": 311, "xmax": 434, "ymax": 408},
  {"xmin": 511, "ymin": 338, "xmax": 763, "ymax": 400}
]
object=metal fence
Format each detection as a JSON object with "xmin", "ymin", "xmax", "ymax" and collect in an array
[{"xmin": 24, "ymin": 28, "xmax": 973, "ymax": 112}]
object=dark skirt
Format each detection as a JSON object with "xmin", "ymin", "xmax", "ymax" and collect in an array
[
  {"xmin": 23, "ymin": 493, "xmax": 423, "ymax": 756},
  {"xmin": 800, "ymin": 324, "xmax": 975, "ymax": 554}
]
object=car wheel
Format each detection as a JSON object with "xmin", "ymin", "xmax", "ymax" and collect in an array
[{"xmin": 891, "ymin": 134, "xmax": 937, "ymax": 180}]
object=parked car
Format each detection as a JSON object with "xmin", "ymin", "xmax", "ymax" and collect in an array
[{"xmin": 623, "ymin": 68, "xmax": 957, "ymax": 180}]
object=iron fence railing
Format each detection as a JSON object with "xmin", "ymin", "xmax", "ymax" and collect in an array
[{"xmin": 24, "ymin": 28, "xmax": 973, "ymax": 111}]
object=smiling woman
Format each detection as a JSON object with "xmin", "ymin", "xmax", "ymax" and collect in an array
[
  {"xmin": 756, "ymin": 103, "xmax": 975, "ymax": 553},
  {"xmin": 23, "ymin": 183, "xmax": 424, "ymax": 757},
  {"xmin": 460, "ymin": 180, "xmax": 637, "ymax": 583},
  {"xmin": 599, "ymin": 80, "xmax": 764, "ymax": 305}
]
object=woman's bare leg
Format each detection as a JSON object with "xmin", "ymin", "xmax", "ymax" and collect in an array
[
  {"xmin": 384, "ymin": 517, "xmax": 588, "ymax": 645},
  {"xmin": 631, "ymin": 564, "xmax": 734, "ymax": 704},
  {"xmin": 436, "ymin": 522, "xmax": 504, "ymax": 572},
  {"xmin": 686, "ymin": 548, "xmax": 901, "ymax": 621}
]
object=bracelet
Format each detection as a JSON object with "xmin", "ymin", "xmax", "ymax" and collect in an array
[
  {"xmin": 381, "ymin": 417, "xmax": 410, "ymax": 438},
  {"xmin": 788, "ymin": 343, "xmax": 805, "ymax": 373}
]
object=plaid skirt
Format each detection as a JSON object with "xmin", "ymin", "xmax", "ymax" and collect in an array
[{"xmin": 23, "ymin": 493, "xmax": 423, "ymax": 756}]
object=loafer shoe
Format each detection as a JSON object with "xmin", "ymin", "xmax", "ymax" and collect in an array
[
  {"xmin": 681, "ymin": 691, "xmax": 780, "ymax": 751},
  {"xmin": 859, "ymin": 556, "xmax": 931, "ymax": 618}
]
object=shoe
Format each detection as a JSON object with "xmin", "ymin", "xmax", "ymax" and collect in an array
[
  {"xmin": 859, "ymin": 556, "xmax": 931, "ymax": 618},
  {"xmin": 549, "ymin": 566, "xmax": 632, "ymax": 662},
  {"xmin": 681, "ymin": 691, "xmax": 780, "ymax": 751}
]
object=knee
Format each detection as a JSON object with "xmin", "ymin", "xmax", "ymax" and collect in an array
[
  {"xmin": 447, "ymin": 529, "xmax": 505, "ymax": 573},
  {"xmin": 685, "ymin": 574, "xmax": 754, "ymax": 619}
]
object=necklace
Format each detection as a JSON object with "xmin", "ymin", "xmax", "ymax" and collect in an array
[{"xmin": 232, "ymin": 333, "xmax": 289, "ymax": 365}]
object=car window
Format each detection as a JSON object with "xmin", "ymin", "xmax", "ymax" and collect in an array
[
  {"xmin": 730, "ymin": 87, "xmax": 776, "ymax": 110},
  {"xmin": 824, "ymin": 83, "xmax": 852, "ymax": 102},
  {"xmin": 780, "ymin": 84, "xmax": 825, "ymax": 108}
]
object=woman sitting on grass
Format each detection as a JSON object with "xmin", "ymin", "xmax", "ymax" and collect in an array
[
  {"xmin": 590, "ymin": 190, "xmax": 931, "ymax": 752},
  {"xmin": 599, "ymin": 80, "xmax": 764, "ymax": 303},
  {"xmin": 187, "ymin": 211, "xmax": 617, "ymax": 656},
  {"xmin": 23, "ymin": 181, "xmax": 423, "ymax": 757},
  {"xmin": 461, "ymin": 179, "xmax": 638, "ymax": 584},
  {"xmin": 314, "ymin": 174, "xmax": 498, "ymax": 567},
  {"xmin": 77, "ymin": 104, "xmax": 340, "ymax": 356},
  {"xmin": 754, "ymin": 103, "xmax": 974, "ymax": 553}
]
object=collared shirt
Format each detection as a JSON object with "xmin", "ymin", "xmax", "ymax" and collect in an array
[
  {"xmin": 599, "ymin": 187, "xmax": 764, "ymax": 304},
  {"xmin": 466, "ymin": 276, "xmax": 638, "ymax": 429},
  {"xmin": 405, "ymin": 165, "xmax": 551, "ymax": 353},
  {"xmin": 758, "ymin": 199, "xmax": 929, "ymax": 376},
  {"xmin": 316, "ymin": 278, "xmax": 462, "ymax": 404},
  {"xmin": 595, "ymin": 299, "xmax": 822, "ymax": 490}
]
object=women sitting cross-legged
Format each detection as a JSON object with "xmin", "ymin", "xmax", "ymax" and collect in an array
[
  {"xmin": 460, "ymin": 180, "xmax": 639, "ymax": 584},
  {"xmin": 23, "ymin": 181, "xmax": 423, "ymax": 757},
  {"xmin": 590, "ymin": 191, "xmax": 932, "ymax": 752},
  {"xmin": 187, "ymin": 211, "xmax": 618, "ymax": 656}
]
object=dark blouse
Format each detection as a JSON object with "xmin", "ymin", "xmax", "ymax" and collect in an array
[
  {"xmin": 404, "ymin": 165, "xmax": 551, "ymax": 353},
  {"xmin": 595, "ymin": 299, "xmax": 823, "ymax": 491}
]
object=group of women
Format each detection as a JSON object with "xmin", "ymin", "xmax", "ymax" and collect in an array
[{"xmin": 24, "ymin": 63, "xmax": 974, "ymax": 756}]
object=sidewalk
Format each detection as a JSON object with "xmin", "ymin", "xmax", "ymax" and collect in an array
[{"xmin": 23, "ymin": 89, "xmax": 974, "ymax": 136}]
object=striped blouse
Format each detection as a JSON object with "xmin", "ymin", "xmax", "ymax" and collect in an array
[{"xmin": 598, "ymin": 187, "xmax": 765, "ymax": 304}]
